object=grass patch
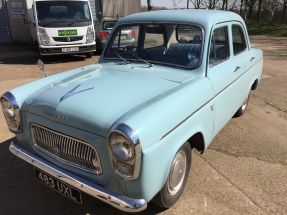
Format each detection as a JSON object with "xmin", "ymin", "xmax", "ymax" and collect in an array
[{"xmin": 247, "ymin": 24, "xmax": 287, "ymax": 37}]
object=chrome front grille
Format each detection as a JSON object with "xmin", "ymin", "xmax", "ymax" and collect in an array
[{"xmin": 31, "ymin": 124, "xmax": 102, "ymax": 174}]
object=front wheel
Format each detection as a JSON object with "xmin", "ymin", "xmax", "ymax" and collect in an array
[
  {"xmin": 152, "ymin": 141, "xmax": 191, "ymax": 208},
  {"xmin": 85, "ymin": 52, "xmax": 93, "ymax": 58}
]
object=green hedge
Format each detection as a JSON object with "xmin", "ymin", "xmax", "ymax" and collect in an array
[{"xmin": 247, "ymin": 24, "xmax": 287, "ymax": 37}]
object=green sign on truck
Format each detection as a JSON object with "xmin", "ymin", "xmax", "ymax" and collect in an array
[{"xmin": 58, "ymin": 30, "xmax": 78, "ymax": 36}]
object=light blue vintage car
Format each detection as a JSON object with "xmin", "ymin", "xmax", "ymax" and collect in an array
[{"xmin": 1, "ymin": 9, "xmax": 263, "ymax": 212}]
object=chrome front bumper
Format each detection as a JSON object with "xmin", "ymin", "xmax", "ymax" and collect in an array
[{"xmin": 9, "ymin": 141, "xmax": 147, "ymax": 213}]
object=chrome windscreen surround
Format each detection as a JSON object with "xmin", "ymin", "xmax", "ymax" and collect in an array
[
  {"xmin": 0, "ymin": 92, "xmax": 22, "ymax": 133},
  {"xmin": 31, "ymin": 124, "xmax": 102, "ymax": 174},
  {"xmin": 108, "ymin": 123, "xmax": 141, "ymax": 181}
]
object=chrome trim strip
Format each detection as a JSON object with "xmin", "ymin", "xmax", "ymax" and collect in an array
[
  {"xmin": 9, "ymin": 141, "xmax": 147, "ymax": 212},
  {"xmin": 160, "ymin": 58, "xmax": 263, "ymax": 140},
  {"xmin": 112, "ymin": 123, "xmax": 139, "ymax": 145},
  {"xmin": 108, "ymin": 123, "xmax": 141, "ymax": 181}
]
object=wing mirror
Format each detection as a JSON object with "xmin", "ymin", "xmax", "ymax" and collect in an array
[{"xmin": 38, "ymin": 59, "xmax": 49, "ymax": 77}]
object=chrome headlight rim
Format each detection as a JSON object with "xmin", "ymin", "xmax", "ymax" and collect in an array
[
  {"xmin": 1, "ymin": 92, "xmax": 22, "ymax": 133},
  {"xmin": 108, "ymin": 123, "xmax": 141, "ymax": 181}
]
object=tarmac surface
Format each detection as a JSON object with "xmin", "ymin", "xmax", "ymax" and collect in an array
[{"xmin": 0, "ymin": 36, "xmax": 286, "ymax": 214}]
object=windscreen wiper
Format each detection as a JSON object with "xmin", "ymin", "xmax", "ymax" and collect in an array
[
  {"xmin": 42, "ymin": 21, "xmax": 67, "ymax": 27},
  {"xmin": 130, "ymin": 54, "xmax": 153, "ymax": 67},
  {"xmin": 68, "ymin": 20, "xmax": 85, "ymax": 26},
  {"xmin": 109, "ymin": 48, "xmax": 129, "ymax": 64}
]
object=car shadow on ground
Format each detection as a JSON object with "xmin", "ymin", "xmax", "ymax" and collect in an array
[{"xmin": 0, "ymin": 138, "xmax": 165, "ymax": 214}]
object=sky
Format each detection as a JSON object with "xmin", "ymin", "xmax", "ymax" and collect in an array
[{"xmin": 141, "ymin": 0, "xmax": 188, "ymax": 9}]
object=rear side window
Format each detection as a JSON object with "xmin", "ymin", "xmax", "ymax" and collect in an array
[
  {"xmin": 209, "ymin": 26, "xmax": 229, "ymax": 67},
  {"xmin": 103, "ymin": 21, "xmax": 116, "ymax": 30},
  {"xmin": 232, "ymin": 24, "xmax": 246, "ymax": 55},
  {"xmin": 177, "ymin": 25, "xmax": 202, "ymax": 43}
]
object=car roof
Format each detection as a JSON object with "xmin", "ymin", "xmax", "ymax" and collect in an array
[{"xmin": 117, "ymin": 9, "xmax": 244, "ymax": 27}]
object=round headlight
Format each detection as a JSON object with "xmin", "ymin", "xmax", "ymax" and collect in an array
[
  {"xmin": 109, "ymin": 133, "xmax": 134, "ymax": 161},
  {"xmin": 1, "ymin": 98, "xmax": 15, "ymax": 118},
  {"xmin": 1, "ymin": 97, "xmax": 11, "ymax": 108}
]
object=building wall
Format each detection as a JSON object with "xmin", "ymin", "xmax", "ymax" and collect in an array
[
  {"xmin": 0, "ymin": 0, "xmax": 11, "ymax": 42},
  {"xmin": 6, "ymin": 0, "xmax": 31, "ymax": 43}
]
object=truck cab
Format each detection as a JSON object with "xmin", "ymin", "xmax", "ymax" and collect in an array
[{"xmin": 25, "ymin": 0, "xmax": 96, "ymax": 58}]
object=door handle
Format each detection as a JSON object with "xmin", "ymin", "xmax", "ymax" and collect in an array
[
  {"xmin": 250, "ymin": 57, "xmax": 255, "ymax": 61},
  {"xmin": 234, "ymin": 66, "xmax": 240, "ymax": 72}
]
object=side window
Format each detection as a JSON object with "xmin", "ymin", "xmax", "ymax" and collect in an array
[
  {"xmin": 144, "ymin": 25, "xmax": 165, "ymax": 49},
  {"xmin": 209, "ymin": 26, "xmax": 229, "ymax": 67},
  {"xmin": 177, "ymin": 25, "xmax": 202, "ymax": 43},
  {"xmin": 84, "ymin": 4, "xmax": 90, "ymax": 19},
  {"xmin": 232, "ymin": 24, "xmax": 246, "ymax": 55}
]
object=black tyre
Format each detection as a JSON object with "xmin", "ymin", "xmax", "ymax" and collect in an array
[
  {"xmin": 233, "ymin": 91, "xmax": 250, "ymax": 118},
  {"xmin": 40, "ymin": 55, "xmax": 50, "ymax": 62},
  {"xmin": 85, "ymin": 52, "xmax": 93, "ymax": 58},
  {"xmin": 152, "ymin": 141, "xmax": 191, "ymax": 208}
]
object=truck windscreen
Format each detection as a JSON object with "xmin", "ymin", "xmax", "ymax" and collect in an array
[{"xmin": 36, "ymin": 1, "xmax": 92, "ymax": 27}]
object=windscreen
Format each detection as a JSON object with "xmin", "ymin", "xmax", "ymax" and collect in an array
[
  {"xmin": 104, "ymin": 23, "xmax": 203, "ymax": 69},
  {"xmin": 36, "ymin": 1, "xmax": 92, "ymax": 27}
]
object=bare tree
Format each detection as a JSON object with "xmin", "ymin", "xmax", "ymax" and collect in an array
[
  {"xmin": 256, "ymin": 0, "xmax": 263, "ymax": 23},
  {"xmin": 239, "ymin": 0, "xmax": 245, "ymax": 15},
  {"xmin": 247, "ymin": 0, "xmax": 258, "ymax": 20},
  {"xmin": 265, "ymin": 0, "xmax": 280, "ymax": 23},
  {"xmin": 189, "ymin": 0, "xmax": 204, "ymax": 8},
  {"xmin": 279, "ymin": 0, "xmax": 287, "ymax": 23}
]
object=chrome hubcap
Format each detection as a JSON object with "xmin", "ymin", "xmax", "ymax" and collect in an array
[
  {"xmin": 242, "ymin": 97, "xmax": 248, "ymax": 111},
  {"xmin": 167, "ymin": 150, "xmax": 187, "ymax": 196}
]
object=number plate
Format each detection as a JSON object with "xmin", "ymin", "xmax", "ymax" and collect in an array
[
  {"xmin": 62, "ymin": 47, "xmax": 79, "ymax": 52},
  {"xmin": 34, "ymin": 168, "xmax": 82, "ymax": 204},
  {"xmin": 116, "ymin": 35, "xmax": 127, "ymax": 39}
]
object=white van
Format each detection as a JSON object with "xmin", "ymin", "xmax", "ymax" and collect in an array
[{"xmin": 25, "ymin": 0, "xmax": 96, "ymax": 58}]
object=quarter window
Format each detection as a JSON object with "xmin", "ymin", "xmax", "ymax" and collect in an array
[
  {"xmin": 232, "ymin": 24, "xmax": 246, "ymax": 55},
  {"xmin": 209, "ymin": 26, "xmax": 229, "ymax": 67}
]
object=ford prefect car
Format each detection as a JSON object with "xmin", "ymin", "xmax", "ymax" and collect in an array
[{"xmin": 1, "ymin": 10, "xmax": 263, "ymax": 212}]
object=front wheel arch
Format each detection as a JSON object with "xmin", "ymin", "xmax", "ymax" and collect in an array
[
  {"xmin": 251, "ymin": 79, "xmax": 258, "ymax": 90},
  {"xmin": 151, "ymin": 141, "xmax": 191, "ymax": 208},
  {"xmin": 188, "ymin": 132, "xmax": 205, "ymax": 154}
]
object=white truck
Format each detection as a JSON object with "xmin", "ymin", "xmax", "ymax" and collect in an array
[{"xmin": 24, "ymin": 0, "xmax": 96, "ymax": 58}]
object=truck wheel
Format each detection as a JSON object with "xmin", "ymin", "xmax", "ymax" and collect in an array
[
  {"xmin": 152, "ymin": 141, "xmax": 191, "ymax": 208},
  {"xmin": 85, "ymin": 52, "xmax": 93, "ymax": 58},
  {"xmin": 40, "ymin": 55, "xmax": 50, "ymax": 62},
  {"xmin": 233, "ymin": 91, "xmax": 250, "ymax": 118}
]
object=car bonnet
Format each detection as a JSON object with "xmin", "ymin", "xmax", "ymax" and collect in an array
[{"xmin": 22, "ymin": 64, "xmax": 189, "ymax": 137}]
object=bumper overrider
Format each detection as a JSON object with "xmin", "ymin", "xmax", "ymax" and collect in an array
[{"xmin": 9, "ymin": 141, "xmax": 147, "ymax": 212}]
